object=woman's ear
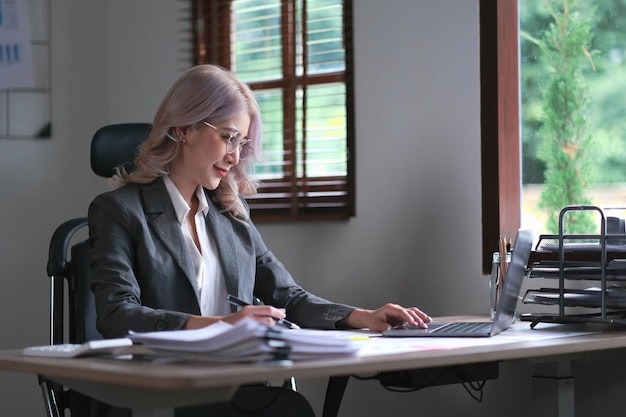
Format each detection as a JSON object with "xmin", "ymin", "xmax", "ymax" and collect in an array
[
  {"xmin": 173, "ymin": 126, "xmax": 192, "ymax": 143},
  {"xmin": 174, "ymin": 126, "xmax": 188, "ymax": 138}
]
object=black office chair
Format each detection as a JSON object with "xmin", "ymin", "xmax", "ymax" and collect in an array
[
  {"xmin": 38, "ymin": 123, "xmax": 313, "ymax": 417},
  {"xmin": 39, "ymin": 123, "xmax": 152, "ymax": 417}
]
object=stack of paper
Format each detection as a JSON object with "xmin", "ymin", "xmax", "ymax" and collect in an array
[{"xmin": 128, "ymin": 318, "xmax": 358, "ymax": 362}]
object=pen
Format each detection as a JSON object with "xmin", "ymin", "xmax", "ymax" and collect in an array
[{"xmin": 226, "ymin": 294, "xmax": 301, "ymax": 329}]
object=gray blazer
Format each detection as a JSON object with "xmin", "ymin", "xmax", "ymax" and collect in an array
[{"xmin": 88, "ymin": 177, "xmax": 355, "ymax": 338}]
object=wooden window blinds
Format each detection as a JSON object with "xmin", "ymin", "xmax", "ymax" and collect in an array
[{"xmin": 193, "ymin": 0, "xmax": 355, "ymax": 221}]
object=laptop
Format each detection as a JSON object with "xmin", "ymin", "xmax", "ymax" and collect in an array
[{"xmin": 382, "ymin": 229, "xmax": 533, "ymax": 338}]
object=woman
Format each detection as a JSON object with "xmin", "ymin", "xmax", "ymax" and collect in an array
[{"xmin": 88, "ymin": 64, "xmax": 430, "ymax": 416}]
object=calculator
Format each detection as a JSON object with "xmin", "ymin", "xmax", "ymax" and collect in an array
[{"xmin": 23, "ymin": 338, "xmax": 133, "ymax": 358}]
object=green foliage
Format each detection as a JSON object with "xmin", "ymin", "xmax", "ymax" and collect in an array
[
  {"xmin": 522, "ymin": 0, "xmax": 626, "ymax": 185},
  {"xmin": 534, "ymin": 0, "xmax": 597, "ymax": 233}
]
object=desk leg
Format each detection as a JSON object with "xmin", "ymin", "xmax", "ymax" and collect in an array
[
  {"xmin": 322, "ymin": 376, "xmax": 350, "ymax": 417},
  {"xmin": 531, "ymin": 359, "xmax": 575, "ymax": 417}
]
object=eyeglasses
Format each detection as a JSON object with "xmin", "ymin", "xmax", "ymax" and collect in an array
[{"xmin": 203, "ymin": 121, "xmax": 253, "ymax": 160}]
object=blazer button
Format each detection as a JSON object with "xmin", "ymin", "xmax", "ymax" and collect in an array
[{"xmin": 155, "ymin": 321, "xmax": 168, "ymax": 331}]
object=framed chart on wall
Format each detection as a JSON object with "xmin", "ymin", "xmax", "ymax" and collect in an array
[{"xmin": 0, "ymin": 0, "xmax": 51, "ymax": 139}]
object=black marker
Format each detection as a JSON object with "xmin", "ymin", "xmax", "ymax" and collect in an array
[{"xmin": 226, "ymin": 294, "xmax": 301, "ymax": 329}]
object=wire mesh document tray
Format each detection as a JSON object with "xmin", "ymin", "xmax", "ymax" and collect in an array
[{"xmin": 523, "ymin": 205, "xmax": 626, "ymax": 328}]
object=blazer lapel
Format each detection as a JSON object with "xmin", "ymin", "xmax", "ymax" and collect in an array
[
  {"xmin": 204, "ymin": 193, "xmax": 240, "ymax": 298},
  {"xmin": 141, "ymin": 179, "xmax": 200, "ymax": 297}
]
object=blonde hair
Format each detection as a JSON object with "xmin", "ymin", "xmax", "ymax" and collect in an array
[{"xmin": 111, "ymin": 64, "xmax": 262, "ymax": 223}]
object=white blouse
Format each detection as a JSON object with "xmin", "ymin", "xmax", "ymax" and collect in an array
[{"xmin": 163, "ymin": 175, "xmax": 230, "ymax": 317}]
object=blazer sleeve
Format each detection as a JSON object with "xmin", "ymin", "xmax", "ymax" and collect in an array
[
  {"xmin": 88, "ymin": 187, "xmax": 193, "ymax": 338},
  {"xmin": 241, "ymin": 207, "xmax": 356, "ymax": 329}
]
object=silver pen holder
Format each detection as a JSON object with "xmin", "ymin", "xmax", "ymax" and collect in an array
[{"xmin": 489, "ymin": 251, "xmax": 511, "ymax": 320}]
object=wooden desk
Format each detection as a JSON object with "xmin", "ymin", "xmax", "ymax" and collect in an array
[{"xmin": 1, "ymin": 317, "xmax": 625, "ymax": 417}]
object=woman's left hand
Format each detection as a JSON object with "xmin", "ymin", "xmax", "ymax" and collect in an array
[{"xmin": 342, "ymin": 304, "xmax": 431, "ymax": 332}]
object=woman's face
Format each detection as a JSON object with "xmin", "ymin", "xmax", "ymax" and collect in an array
[{"xmin": 173, "ymin": 112, "xmax": 251, "ymax": 191}]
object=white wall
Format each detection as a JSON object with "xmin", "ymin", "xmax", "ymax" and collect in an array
[
  {"xmin": 253, "ymin": 0, "xmax": 486, "ymax": 318},
  {"xmin": 2, "ymin": 1, "xmax": 620, "ymax": 416}
]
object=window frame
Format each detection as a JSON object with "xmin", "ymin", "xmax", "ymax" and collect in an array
[
  {"xmin": 192, "ymin": 0, "xmax": 355, "ymax": 222},
  {"xmin": 480, "ymin": 0, "xmax": 521, "ymax": 274}
]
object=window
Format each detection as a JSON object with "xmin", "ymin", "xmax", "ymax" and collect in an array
[
  {"xmin": 520, "ymin": 2, "xmax": 626, "ymax": 235},
  {"xmin": 193, "ymin": 0, "xmax": 355, "ymax": 221},
  {"xmin": 483, "ymin": 0, "xmax": 626, "ymax": 273}
]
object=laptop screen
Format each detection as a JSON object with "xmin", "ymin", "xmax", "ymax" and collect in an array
[{"xmin": 492, "ymin": 229, "xmax": 534, "ymax": 333}]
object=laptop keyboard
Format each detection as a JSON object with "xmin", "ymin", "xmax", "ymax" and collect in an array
[{"xmin": 431, "ymin": 321, "xmax": 493, "ymax": 334}]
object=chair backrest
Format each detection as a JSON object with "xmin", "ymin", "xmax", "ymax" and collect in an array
[
  {"xmin": 91, "ymin": 123, "xmax": 152, "ymax": 178},
  {"xmin": 41, "ymin": 123, "xmax": 150, "ymax": 417},
  {"xmin": 47, "ymin": 123, "xmax": 151, "ymax": 345}
]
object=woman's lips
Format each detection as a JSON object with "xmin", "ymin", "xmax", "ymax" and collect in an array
[{"xmin": 215, "ymin": 166, "xmax": 228, "ymax": 177}]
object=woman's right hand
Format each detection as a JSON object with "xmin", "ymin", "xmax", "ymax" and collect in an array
[
  {"xmin": 222, "ymin": 304, "xmax": 287, "ymax": 326},
  {"xmin": 184, "ymin": 305, "xmax": 287, "ymax": 329}
]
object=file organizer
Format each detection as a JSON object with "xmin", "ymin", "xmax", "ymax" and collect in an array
[{"xmin": 523, "ymin": 205, "xmax": 626, "ymax": 328}]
